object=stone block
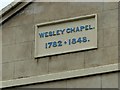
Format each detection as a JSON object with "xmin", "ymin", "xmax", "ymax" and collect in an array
[
  {"xmin": 66, "ymin": 52, "xmax": 84, "ymax": 71},
  {"xmin": 2, "ymin": 62, "xmax": 14, "ymax": 81},
  {"xmin": 2, "ymin": 27, "xmax": 16, "ymax": 45},
  {"xmin": 84, "ymin": 48, "xmax": 104, "ymax": 68},
  {"xmin": 33, "ymin": 2, "xmax": 68, "ymax": 24},
  {"xmin": 33, "ymin": 2, "xmax": 51, "ymax": 23},
  {"xmin": 98, "ymin": 29, "xmax": 104, "ymax": 48},
  {"xmin": 103, "ymin": 46, "xmax": 118, "ymax": 65},
  {"xmin": 2, "ymin": 44, "xmax": 16, "ymax": 63},
  {"xmin": 47, "ymin": 2, "xmax": 68, "ymax": 21},
  {"xmin": 49, "ymin": 51, "xmax": 84, "ymax": 73},
  {"xmin": 14, "ymin": 42, "xmax": 32, "ymax": 61},
  {"xmin": 15, "ymin": 24, "xmax": 34, "ymax": 43},
  {"xmin": 97, "ymin": 13, "xmax": 104, "ymax": 30},
  {"xmin": 48, "ymin": 55, "xmax": 67, "ymax": 73},
  {"xmin": 102, "ymin": 72, "xmax": 119, "ymax": 88},
  {"xmin": 14, "ymin": 60, "xmax": 27, "ymax": 79},
  {"xmin": 14, "ymin": 58, "xmax": 48, "ymax": 79},
  {"xmin": 104, "ymin": 27, "xmax": 118, "ymax": 47},
  {"xmin": 67, "ymin": 75, "xmax": 101, "ymax": 88},
  {"xmin": 3, "ymin": 42, "xmax": 32, "ymax": 63},
  {"xmin": 103, "ymin": 9, "xmax": 118, "ymax": 29},
  {"xmin": 103, "ymin": 2, "xmax": 118, "ymax": 11},
  {"xmin": 67, "ymin": 2, "xmax": 103, "ymax": 18},
  {"xmin": 30, "ymin": 58, "xmax": 49, "ymax": 76}
]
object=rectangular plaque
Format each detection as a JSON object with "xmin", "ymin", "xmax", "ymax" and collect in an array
[{"xmin": 35, "ymin": 14, "xmax": 97, "ymax": 58}]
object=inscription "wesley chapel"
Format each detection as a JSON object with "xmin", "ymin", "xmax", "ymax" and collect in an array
[
  {"xmin": 35, "ymin": 14, "xmax": 97, "ymax": 58},
  {"xmin": 39, "ymin": 24, "xmax": 94, "ymax": 38}
]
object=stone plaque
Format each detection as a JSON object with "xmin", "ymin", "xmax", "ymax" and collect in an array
[{"xmin": 35, "ymin": 14, "xmax": 97, "ymax": 58}]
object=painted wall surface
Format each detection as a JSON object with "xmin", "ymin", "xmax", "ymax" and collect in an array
[{"xmin": 2, "ymin": 2, "xmax": 119, "ymax": 88}]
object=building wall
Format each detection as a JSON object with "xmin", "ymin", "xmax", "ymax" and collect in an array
[{"xmin": 2, "ymin": 2, "xmax": 119, "ymax": 88}]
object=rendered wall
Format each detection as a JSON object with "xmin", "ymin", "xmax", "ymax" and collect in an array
[{"xmin": 2, "ymin": 2, "xmax": 119, "ymax": 88}]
